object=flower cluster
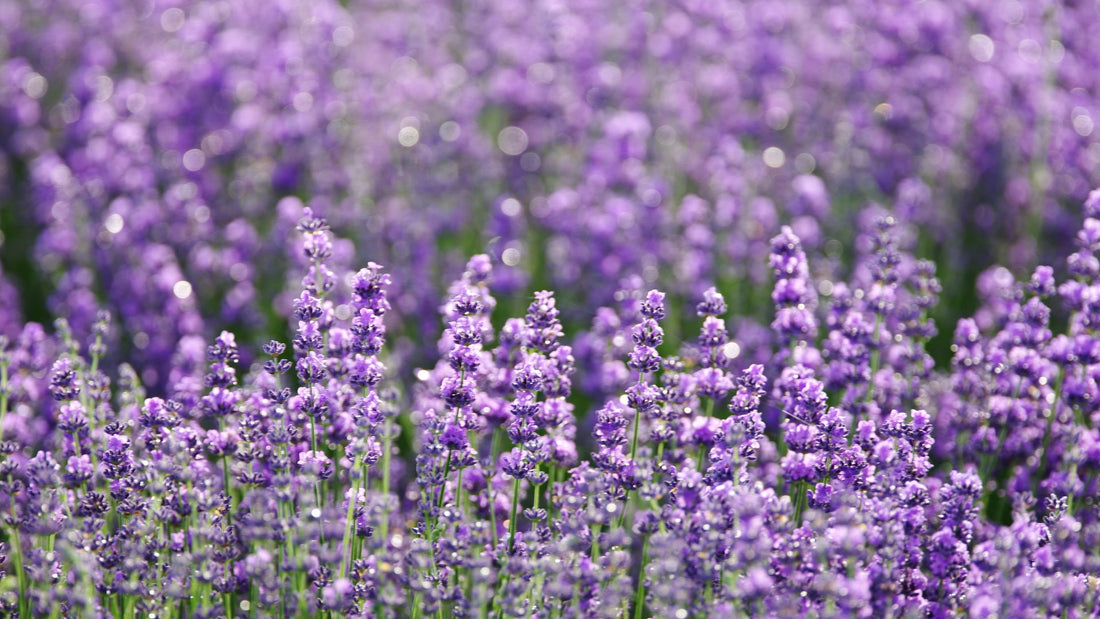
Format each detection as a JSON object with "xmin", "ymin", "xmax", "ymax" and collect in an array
[
  {"xmin": 3, "ymin": 0, "xmax": 1100, "ymax": 617},
  {"xmin": 0, "ymin": 198, "xmax": 1099, "ymax": 617}
]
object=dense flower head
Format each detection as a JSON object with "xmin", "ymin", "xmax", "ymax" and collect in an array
[
  {"xmin": 770, "ymin": 226, "xmax": 819, "ymax": 351},
  {"xmin": 696, "ymin": 287, "xmax": 728, "ymax": 318}
]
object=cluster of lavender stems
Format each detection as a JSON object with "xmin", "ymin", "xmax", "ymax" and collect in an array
[
  {"xmin": 3, "ymin": 0, "xmax": 1100, "ymax": 617},
  {"xmin": 2, "ymin": 196, "xmax": 1100, "ymax": 617}
]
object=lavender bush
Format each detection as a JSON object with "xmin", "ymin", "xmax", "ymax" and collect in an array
[
  {"xmin": 2, "ymin": 202, "xmax": 1099, "ymax": 616},
  {"xmin": 2, "ymin": 0, "xmax": 1100, "ymax": 617}
]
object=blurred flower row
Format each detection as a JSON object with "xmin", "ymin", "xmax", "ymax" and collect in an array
[{"xmin": 2, "ymin": 0, "xmax": 1099, "ymax": 384}]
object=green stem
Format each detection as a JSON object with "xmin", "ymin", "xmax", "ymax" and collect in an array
[
  {"xmin": 633, "ymin": 535, "xmax": 650, "ymax": 619},
  {"xmin": 437, "ymin": 451, "xmax": 454, "ymax": 511},
  {"xmin": 80, "ymin": 353, "xmax": 99, "ymax": 476},
  {"xmin": 620, "ymin": 380, "xmax": 646, "ymax": 530},
  {"xmin": 12, "ymin": 516, "xmax": 27, "ymax": 618},
  {"xmin": 590, "ymin": 523, "xmax": 601, "ymax": 561},
  {"xmin": 792, "ymin": 480, "xmax": 807, "ymax": 524},
  {"xmin": 340, "ymin": 454, "xmax": 363, "ymax": 579},
  {"xmin": 308, "ymin": 378, "xmax": 321, "ymax": 474},
  {"xmin": 380, "ymin": 419, "xmax": 393, "ymax": 543},
  {"xmin": 490, "ymin": 426, "xmax": 504, "ymax": 461},
  {"xmin": 309, "ymin": 412, "xmax": 319, "ymax": 456},
  {"xmin": 548, "ymin": 467, "xmax": 559, "ymax": 520},
  {"xmin": 507, "ymin": 477, "xmax": 521, "ymax": 554},
  {"xmin": 488, "ymin": 427, "xmax": 503, "ymax": 546},
  {"xmin": 455, "ymin": 467, "xmax": 465, "ymax": 525},
  {"xmin": 697, "ymin": 398, "xmax": 715, "ymax": 470},
  {"xmin": 615, "ymin": 495, "xmax": 630, "ymax": 531},
  {"xmin": 1067, "ymin": 464, "xmax": 1083, "ymax": 515},
  {"xmin": 628, "ymin": 397, "xmax": 643, "ymax": 463}
]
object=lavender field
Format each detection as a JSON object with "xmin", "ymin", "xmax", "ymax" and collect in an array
[{"xmin": 1, "ymin": 0, "xmax": 1100, "ymax": 617}]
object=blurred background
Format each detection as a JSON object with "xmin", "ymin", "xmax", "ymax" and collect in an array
[{"xmin": 1, "ymin": 0, "xmax": 1098, "ymax": 396}]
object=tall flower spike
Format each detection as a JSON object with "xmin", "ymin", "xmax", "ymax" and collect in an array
[
  {"xmin": 769, "ymin": 226, "xmax": 818, "ymax": 362},
  {"xmin": 706, "ymin": 364, "xmax": 768, "ymax": 485},
  {"xmin": 624, "ymin": 289, "xmax": 665, "ymax": 483},
  {"xmin": 524, "ymin": 291, "xmax": 577, "ymax": 471},
  {"xmin": 297, "ymin": 206, "xmax": 336, "ymax": 296},
  {"xmin": 340, "ymin": 263, "xmax": 391, "ymax": 578}
]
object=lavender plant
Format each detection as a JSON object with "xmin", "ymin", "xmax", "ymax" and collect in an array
[
  {"xmin": 1, "ymin": 199, "xmax": 1099, "ymax": 617},
  {"xmin": 3, "ymin": 0, "xmax": 1100, "ymax": 617}
]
